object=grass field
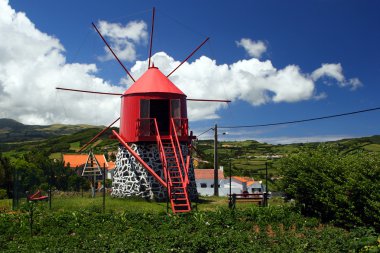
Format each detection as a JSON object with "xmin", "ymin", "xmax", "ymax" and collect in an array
[
  {"xmin": 0, "ymin": 193, "xmax": 283, "ymax": 214},
  {"xmin": 363, "ymin": 143, "xmax": 380, "ymax": 152},
  {"xmin": 69, "ymin": 141, "xmax": 80, "ymax": 151},
  {"xmin": 1, "ymin": 195, "xmax": 379, "ymax": 252}
]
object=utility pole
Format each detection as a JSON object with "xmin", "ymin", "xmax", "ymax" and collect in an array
[
  {"xmin": 214, "ymin": 124, "xmax": 219, "ymax": 196},
  {"xmin": 103, "ymin": 163, "xmax": 106, "ymax": 213},
  {"xmin": 265, "ymin": 162, "xmax": 269, "ymax": 207}
]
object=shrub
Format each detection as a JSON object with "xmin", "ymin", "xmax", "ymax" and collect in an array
[
  {"xmin": 279, "ymin": 144, "xmax": 380, "ymax": 231},
  {"xmin": 0, "ymin": 189, "xmax": 7, "ymax": 199}
]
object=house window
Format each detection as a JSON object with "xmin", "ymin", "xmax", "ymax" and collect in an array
[{"xmin": 200, "ymin": 183, "xmax": 207, "ymax": 188}]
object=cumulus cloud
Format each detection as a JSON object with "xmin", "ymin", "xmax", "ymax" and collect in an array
[
  {"xmin": 127, "ymin": 52, "xmax": 315, "ymax": 120},
  {"xmin": 0, "ymin": 0, "xmax": 122, "ymax": 125},
  {"xmin": 312, "ymin": 63, "xmax": 362, "ymax": 90},
  {"xmin": 97, "ymin": 20, "xmax": 148, "ymax": 62},
  {"xmin": 0, "ymin": 0, "xmax": 362, "ymax": 125},
  {"xmin": 236, "ymin": 38, "xmax": 267, "ymax": 58}
]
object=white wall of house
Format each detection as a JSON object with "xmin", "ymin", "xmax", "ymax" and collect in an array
[
  {"xmin": 247, "ymin": 181, "xmax": 266, "ymax": 193},
  {"xmin": 220, "ymin": 180, "xmax": 244, "ymax": 196},
  {"xmin": 107, "ymin": 170, "xmax": 114, "ymax": 180},
  {"xmin": 196, "ymin": 178, "xmax": 252, "ymax": 196},
  {"xmin": 196, "ymin": 178, "xmax": 224, "ymax": 196}
]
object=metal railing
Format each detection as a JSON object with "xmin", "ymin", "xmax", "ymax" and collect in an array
[
  {"xmin": 137, "ymin": 118, "xmax": 188, "ymax": 138},
  {"xmin": 170, "ymin": 119, "xmax": 189, "ymax": 185}
]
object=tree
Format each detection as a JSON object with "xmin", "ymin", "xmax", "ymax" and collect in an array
[
  {"xmin": 279, "ymin": 144, "xmax": 380, "ymax": 231},
  {"xmin": 0, "ymin": 153, "xmax": 13, "ymax": 198}
]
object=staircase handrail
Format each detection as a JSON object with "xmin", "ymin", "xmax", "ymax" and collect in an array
[
  {"xmin": 170, "ymin": 118, "xmax": 189, "ymax": 185},
  {"xmin": 153, "ymin": 119, "xmax": 172, "ymax": 188},
  {"xmin": 169, "ymin": 136, "xmax": 188, "ymax": 188}
]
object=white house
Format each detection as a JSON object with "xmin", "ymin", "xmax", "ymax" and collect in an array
[
  {"xmin": 194, "ymin": 168, "xmax": 225, "ymax": 196},
  {"xmin": 194, "ymin": 169, "xmax": 265, "ymax": 197}
]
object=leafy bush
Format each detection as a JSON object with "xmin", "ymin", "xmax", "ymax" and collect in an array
[
  {"xmin": 279, "ymin": 144, "xmax": 380, "ymax": 231},
  {"xmin": 0, "ymin": 189, "xmax": 7, "ymax": 199},
  {"xmin": 0, "ymin": 207, "xmax": 378, "ymax": 252}
]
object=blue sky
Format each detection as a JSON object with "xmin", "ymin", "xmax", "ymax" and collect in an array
[{"xmin": 2, "ymin": 0, "xmax": 380, "ymax": 143}]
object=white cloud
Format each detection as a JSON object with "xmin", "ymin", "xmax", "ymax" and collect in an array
[
  {"xmin": 194, "ymin": 125, "xmax": 354, "ymax": 144},
  {"xmin": 0, "ymin": 1, "xmax": 362, "ymax": 126},
  {"xmin": 236, "ymin": 38, "xmax": 267, "ymax": 58},
  {"xmin": 128, "ymin": 52, "xmax": 316, "ymax": 120},
  {"xmin": 256, "ymin": 135, "xmax": 355, "ymax": 144},
  {"xmin": 97, "ymin": 20, "xmax": 148, "ymax": 62},
  {"xmin": 311, "ymin": 63, "xmax": 362, "ymax": 90},
  {"xmin": 0, "ymin": 0, "xmax": 122, "ymax": 125}
]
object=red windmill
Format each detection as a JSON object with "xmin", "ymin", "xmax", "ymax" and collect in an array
[{"xmin": 57, "ymin": 8, "xmax": 230, "ymax": 213}]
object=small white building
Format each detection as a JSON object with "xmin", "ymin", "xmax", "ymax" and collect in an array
[
  {"xmin": 194, "ymin": 169, "xmax": 265, "ymax": 197},
  {"xmin": 194, "ymin": 168, "xmax": 225, "ymax": 196}
]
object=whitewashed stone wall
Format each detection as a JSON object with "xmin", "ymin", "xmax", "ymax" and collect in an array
[{"xmin": 112, "ymin": 143, "xmax": 198, "ymax": 201}]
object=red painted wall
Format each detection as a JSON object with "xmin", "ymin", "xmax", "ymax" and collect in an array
[{"xmin": 119, "ymin": 93, "xmax": 187, "ymax": 142}]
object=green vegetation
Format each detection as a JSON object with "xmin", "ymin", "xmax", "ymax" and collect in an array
[
  {"xmin": 0, "ymin": 118, "xmax": 99, "ymax": 143},
  {"xmin": 194, "ymin": 136, "xmax": 380, "ymax": 191},
  {"xmin": 279, "ymin": 144, "xmax": 380, "ymax": 231},
  {"xmin": 0, "ymin": 204, "xmax": 378, "ymax": 252},
  {"xmin": 1, "ymin": 119, "xmax": 380, "ymax": 251}
]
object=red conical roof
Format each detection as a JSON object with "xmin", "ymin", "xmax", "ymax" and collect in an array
[{"xmin": 124, "ymin": 67, "xmax": 185, "ymax": 96}]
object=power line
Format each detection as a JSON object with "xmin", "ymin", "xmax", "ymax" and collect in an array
[
  {"xmin": 219, "ymin": 106, "xmax": 380, "ymax": 129},
  {"xmin": 197, "ymin": 127, "xmax": 213, "ymax": 137}
]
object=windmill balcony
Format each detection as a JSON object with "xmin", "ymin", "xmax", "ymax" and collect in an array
[{"xmin": 137, "ymin": 118, "xmax": 188, "ymax": 142}]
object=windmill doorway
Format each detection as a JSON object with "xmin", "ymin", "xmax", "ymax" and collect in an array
[{"xmin": 150, "ymin": 99, "xmax": 170, "ymax": 135}]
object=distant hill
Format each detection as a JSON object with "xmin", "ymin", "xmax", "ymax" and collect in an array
[
  {"xmin": 0, "ymin": 118, "xmax": 119, "ymax": 154},
  {"xmin": 1, "ymin": 117, "xmax": 379, "ymax": 164},
  {"xmin": 0, "ymin": 118, "xmax": 102, "ymax": 143},
  {"xmin": 1, "ymin": 118, "xmax": 378, "ymax": 191},
  {"xmin": 194, "ymin": 136, "xmax": 380, "ymax": 180}
]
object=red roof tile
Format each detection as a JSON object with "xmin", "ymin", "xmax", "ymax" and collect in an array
[
  {"xmin": 194, "ymin": 169, "xmax": 224, "ymax": 180},
  {"xmin": 232, "ymin": 176, "xmax": 253, "ymax": 183},
  {"xmin": 63, "ymin": 154, "xmax": 109, "ymax": 169}
]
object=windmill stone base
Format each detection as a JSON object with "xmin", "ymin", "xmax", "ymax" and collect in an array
[{"xmin": 111, "ymin": 143, "xmax": 198, "ymax": 201}]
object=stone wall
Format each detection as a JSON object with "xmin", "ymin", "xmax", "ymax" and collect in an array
[{"xmin": 111, "ymin": 143, "xmax": 198, "ymax": 201}]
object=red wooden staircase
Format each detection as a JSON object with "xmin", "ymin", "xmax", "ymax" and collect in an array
[{"xmin": 161, "ymin": 138, "xmax": 191, "ymax": 213}]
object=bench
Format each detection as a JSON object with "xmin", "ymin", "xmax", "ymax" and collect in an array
[{"xmin": 228, "ymin": 193, "xmax": 264, "ymax": 208}]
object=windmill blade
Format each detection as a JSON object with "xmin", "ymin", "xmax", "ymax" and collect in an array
[
  {"xmin": 56, "ymin": 87, "xmax": 231, "ymax": 102},
  {"xmin": 79, "ymin": 117, "xmax": 120, "ymax": 152},
  {"xmin": 167, "ymin": 37, "xmax": 210, "ymax": 77},
  {"xmin": 92, "ymin": 22, "xmax": 136, "ymax": 82},
  {"xmin": 56, "ymin": 87, "xmax": 122, "ymax": 96},
  {"xmin": 187, "ymin": 98, "xmax": 231, "ymax": 103},
  {"xmin": 148, "ymin": 7, "xmax": 156, "ymax": 69}
]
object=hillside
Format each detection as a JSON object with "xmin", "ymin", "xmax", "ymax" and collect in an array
[
  {"xmin": 1, "ymin": 118, "xmax": 379, "ymax": 183},
  {"xmin": 194, "ymin": 136, "xmax": 380, "ymax": 190},
  {"xmin": 0, "ymin": 118, "xmax": 100, "ymax": 143},
  {"xmin": 0, "ymin": 118, "xmax": 118, "ymax": 154}
]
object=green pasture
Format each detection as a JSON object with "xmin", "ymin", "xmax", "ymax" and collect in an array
[
  {"xmin": 0, "ymin": 194, "xmax": 285, "ymax": 214},
  {"xmin": 363, "ymin": 143, "xmax": 380, "ymax": 152}
]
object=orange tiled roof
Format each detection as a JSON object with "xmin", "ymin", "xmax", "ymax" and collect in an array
[
  {"xmin": 63, "ymin": 154, "xmax": 109, "ymax": 168},
  {"xmin": 232, "ymin": 176, "xmax": 253, "ymax": 183},
  {"xmin": 107, "ymin": 161, "xmax": 116, "ymax": 170},
  {"xmin": 246, "ymin": 180, "xmax": 255, "ymax": 186},
  {"xmin": 194, "ymin": 169, "xmax": 224, "ymax": 180}
]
